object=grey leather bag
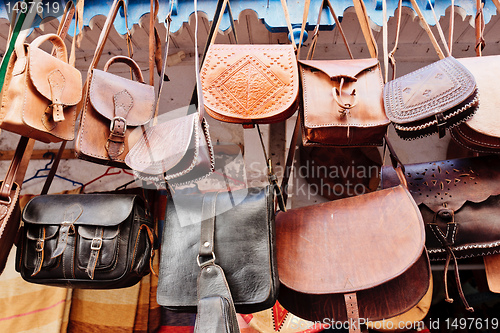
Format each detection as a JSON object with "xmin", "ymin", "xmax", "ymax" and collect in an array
[{"xmin": 157, "ymin": 186, "xmax": 278, "ymax": 314}]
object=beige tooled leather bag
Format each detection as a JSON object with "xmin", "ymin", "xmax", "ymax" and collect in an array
[
  {"xmin": 0, "ymin": 33, "xmax": 82, "ymax": 143},
  {"xmin": 75, "ymin": 0, "xmax": 155, "ymax": 168}
]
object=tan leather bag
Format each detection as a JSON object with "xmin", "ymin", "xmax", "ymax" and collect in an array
[
  {"xmin": 201, "ymin": 44, "xmax": 298, "ymax": 127},
  {"xmin": 75, "ymin": 0, "xmax": 155, "ymax": 168},
  {"xmin": 0, "ymin": 34, "xmax": 82, "ymax": 143},
  {"xmin": 300, "ymin": 0, "xmax": 389, "ymax": 147},
  {"xmin": 276, "ymin": 164, "xmax": 430, "ymax": 331},
  {"xmin": 450, "ymin": 56, "xmax": 500, "ymax": 152}
]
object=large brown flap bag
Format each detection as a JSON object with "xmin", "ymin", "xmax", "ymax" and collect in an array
[
  {"xmin": 0, "ymin": 34, "xmax": 82, "ymax": 143},
  {"xmin": 276, "ymin": 176, "xmax": 430, "ymax": 325},
  {"xmin": 300, "ymin": 58, "xmax": 389, "ymax": 146}
]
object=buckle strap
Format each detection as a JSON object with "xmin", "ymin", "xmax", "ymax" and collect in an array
[
  {"xmin": 344, "ymin": 292, "xmax": 362, "ymax": 333},
  {"xmin": 32, "ymin": 228, "xmax": 46, "ymax": 276},
  {"xmin": 86, "ymin": 227, "xmax": 103, "ymax": 279},
  {"xmin": 106, "ymin": 90, "xmax": 133, "ymax": 160}
]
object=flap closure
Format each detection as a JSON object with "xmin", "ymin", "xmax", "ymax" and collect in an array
[
  {"xmin": 276, "ymin": 185, "xmax": 424, "ymax": 294},
  {"xmin": 381, "ymin": 155, "xmax": 500, "ymax": 212},
  {"xmin": 78, "ymin": 225, "xmax": 120, "ymax": 239},
  {"xmin": 384, "ymin": 57, "xmax": 477, "ymax": 123},
  {"xmin": 299, "ymin": 58, "xmax": 379, "ymax": 81},
  {"xmin": 22, "ymin": 194, "xmax": 139, "ymax": 227},
  {"xmin": 26, "ymin": 225, "xmax": 59, "ymax": 241},
  {"xmin": 125, "ymin": 113, "xmax": 196, "ymax": 174},
  {"xmin": 28, "ymin": 46, "xmax": 82, "ymax": 106},
  {"xmin": 89, "ymin": 69, "xmax": 154, "ymax": 126}
]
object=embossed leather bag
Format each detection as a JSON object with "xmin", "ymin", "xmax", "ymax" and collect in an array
[
  {"xmin": 0, "ymin": 33, "xmax": 82, "ymax": 143},
  {"xmin": 75, "ymin": 0, "xmax": 155, "ymax": 168},
  {"xmin": 299, "ymin": 0, "xmax": 389, "ymax": 147},
  {"xmin": 157, "ymin": 186, "xmax": 278, "ymax": 314},
  {"xmin": 384, "ymin": 57, "xmax": 478, "ymax": 140},
  {"xmin": 125, "ymin": 6, "xmax": 214, "ymax": 186},
  {"xmin": 382, "ymin": 154, "xmax": 500, "ymax": 311},
  {"xmin": 276, "ymin": 164, "xmax": 430, "ymax": 330},
  {"xmin": 200, "ymin": 44, "xmax": 298, "ymax": 127},
  {"xmin": 16, "ymin": 193, "xmax": 156, "ymax": 288}
]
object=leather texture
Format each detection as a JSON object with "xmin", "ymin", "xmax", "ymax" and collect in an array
[
  {"xmin": 299, "ymin": 58, "xmax": 389, "ymax": 146},
  {"xmin": 157, "ymin": 186, "xmax": 278, "ymax": 313},
  {"xmin": 0, "ymin": 34, "xmax": 82, "ymax": 143},
  {"xmin": 450, "ymin": 55, "xmax": 500, "ymax": 153},
  {"xmin": 382, "ymin": 155, "xmax": 500, "ymax": 260},
  {"xmin": 75, "ymin": 56, "xmax": 154, "ymax": 168},
  {"xmin": 16, "ymin": 194, "xmax": 156, "ymax": 288},
  {"xmin": 194, "ymin": 264, "xmax": 240, "ymax": 333},
  {"xmin": 384, "ymin": 57, "xmax": 478, "ymax": 140},
  {"xmin": 125, "ymin": 114, "xmax": 214, "ymax": 185},
  {"xmin": 275, "ymin": 184, "xmax": 430, "ymax": 322},
  {"xmin": 484, "ymin": 254, "xmax": 500, "ymax": 293},
  {"xmin": 0, "ymin": 182, "xmax": 20, "ymax": 274},
  {"xmin": 201, "ymin": 44, "xmax": 299, "ymax": 126}
]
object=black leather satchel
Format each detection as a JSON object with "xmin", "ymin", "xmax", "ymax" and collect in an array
[
  {"xmin": 16, "ymin": 194, "xmax": 156, "ymax": 289},
  {"xmin": 157, "ymin": 186, "xmax": 278, "ymax": 314}
]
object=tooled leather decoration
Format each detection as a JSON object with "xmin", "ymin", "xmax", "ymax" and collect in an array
[{"xmin": 201, "ymin": 45, "xmax": 298, "ymax": 122}]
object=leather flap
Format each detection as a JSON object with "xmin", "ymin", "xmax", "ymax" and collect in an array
[
  {"xmin": 384, "ymin": 57, "xmax": 477, "ymax": 124},
  {"xmin": 457, "ymin": 55, "xmax": 500, "ymax": 137},
  {"xmin": 26, "ymin": 225, "xmax": 59, "ymax": 240},
  {"xmin": 22, "ymin": 194, "xmax": 138, "ymax": 226},
  {"xmin": 28, "ymin": 46, "xmax": 82, "ymax": 106},
  {"xmin": 125, "ymin": 113, "xmax": 196, "ymax": 174},
  {"xmin": 201, "ymin": 44, "xmax": 298, "ymax": 120},
  {"xmin": 381, "ymin": 155, "xmax": 500, "ymax": 212},
  {"xmin": 299, "ymin": 58, "xmax": 379, "ymax": 81},
  {"xmin": 89, "ymin": 69, "xmax": 154, "ymax": 126},
  {"xmin": 77, "ymin": 225, "xmax": 120, "ymax": 239},
  {"xmin": 276, "ymin": 185, "xmax": 425, "ymax": 294}
]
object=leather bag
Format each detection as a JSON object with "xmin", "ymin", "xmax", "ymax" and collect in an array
[
  {"xmin": 384, "ymin": 56, "xmax": 478, "ymax": 140},
  {"xmin": 157, "ymin": 186, "xmax": 278, "ymax": 314},
  {"xmin": 201, "ymin": 44, "xmax": 298, "ymax": 127},
  {"xmin": 75, "ymin": 0, "xmax": 155, "ymax": 168},
  {"xmin": 16, "ymin": 193, "xmax": 156, "ymax": 288},
  {"xmin": 125, "ymin": 5, "xmax": 214, "ymax": 186},
  {"xmin": 299, "ymin": 0, "xmax": 389, "ymax": 147},
  {"xmin": 381, "ymin": 154, "xmax": 500, "ymax": 311},
  {"xmin": 0, "ymin": 33, "xmax": 82, "ymax": 143},
  {"xmin": 275, "ymin": 165, "xmax": 430, "ymax": 329}
]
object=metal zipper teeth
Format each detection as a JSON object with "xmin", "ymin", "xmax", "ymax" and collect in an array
[{"xmin": 393, "ymin": 94, "xmax": 479, "ymax": 132}]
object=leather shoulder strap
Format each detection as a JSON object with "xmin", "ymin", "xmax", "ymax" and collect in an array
[{"xmin": 352, "ymin": 0, "xmax": 378, "ymax": 58}]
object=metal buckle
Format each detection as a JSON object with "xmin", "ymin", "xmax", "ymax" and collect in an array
[
  {"xmin": 197, "ymin": 252, "xmax": 216, "ymax": 268},
  {"xmin": 109, "ymin": 116, "xmax": 127, "ymax": 132},
  {"xmin": 90, "ymin": 238, "xmax": 103, "ymax": 250},
  {"xmin": 36, "ymin": 239, "xmax": 45, "ymax": 252}
]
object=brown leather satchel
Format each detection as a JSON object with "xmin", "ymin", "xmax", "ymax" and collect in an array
[
  {"xmin": 381, "ymin": 154, "xmax": 500, "ymax": 311},
  {"xmin": 299, "ymin": 0, "xmax": 389, "ymax": 147},
  {"xmin": 75, "ymin": 0, "xmax": 154, "ymax": 168},
  {"xmin": 0, "ymin": 34, "xmax": 82, "ymax": 143},
  {"xmin": 276, "ymin": 165, "xmax": 430, "ymax": 330}
]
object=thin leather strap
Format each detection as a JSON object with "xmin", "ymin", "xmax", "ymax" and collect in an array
[
  {"xmin": 280, "ymin": 0, "xmax": 297, "ymax": 49},
  {"xmin": 198, "ymin": 192, "xmax": 217, "ymax": 258},
  {"xmin": 297, "ymin": 0, "xmax": 311, "ymax": 57},
  {"xmin": 149, "ymin": 0, "xmax": 159, "ymax": 85},
  {"xmin": 408, "ymin": 0, "xmax": 445, "ymax": 59},
  {"xmin": 388, "ymin": 0, "xmax": 402, "ymax": 80},
  {"xmin": 382, "ymin": 0, "xmax": 389, "ymax": 82},
  {"xmin": 426, "ymin": 0, "xmax": 451, "ymax": 56},
  {"xmin": 475, "ymin": 0, "xmax": 485, "ymax": 56},
  {"xmin": 103, "ymin": 56, "xmax": 145, "ymax": 83},
  {"xmin": 0, "ymin": 136, "xmax": 30, "ymax": 200},
  {"xmin": 307, "ymin": 0, "xmax": 353, "ymax": 60},
  {"xmin": 352, "ymin": 0, "xmax": 378, "ymax": 58},
  {"xmin": 344, "ymin": 292, "xmax": 362, "ymax": 333},
  {"xmin": 448, "ymin": 0, "xmax": 455, "ymax": 55},
  {"xmin": 280, "ymin": 111, "xmax": 301, "ymax": 208}
]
